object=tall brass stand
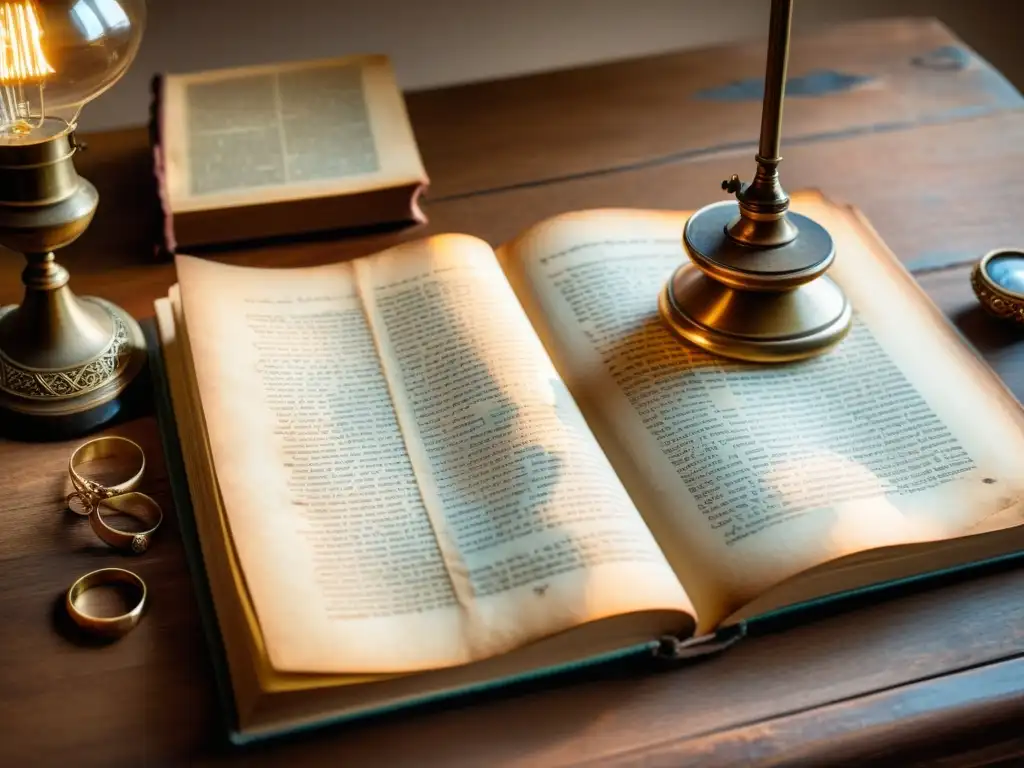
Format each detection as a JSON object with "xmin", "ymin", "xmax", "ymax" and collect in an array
[{"xmin": 659, "ymin": 0, "xmax": 852, "ymax": 362}]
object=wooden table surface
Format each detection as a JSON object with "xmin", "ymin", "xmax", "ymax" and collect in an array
[{"xmin": 3, "ymin": 17, "xmax": 1024, "ymax": 767}]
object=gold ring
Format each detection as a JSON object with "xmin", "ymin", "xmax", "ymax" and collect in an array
[
  {"xmin": 67, "ymin": 436, "xmax": 146, "ymax": 515},
  {"xmin": 88, "ymin": 492, "xmax": 163, "ymax": 554},
  {"xmin": 65, "ymin": 567, "xmax": 147, "ymax": 639}
]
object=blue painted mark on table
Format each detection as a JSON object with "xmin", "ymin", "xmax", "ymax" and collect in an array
[
  {"xmin": 694, "ymin": 70, "xmax": 873, "ymax": 102},
  {"xmin": 912, "ymin": 45, "xmax": 971, "ymax": 71},
  {"xmin": 912, "ymin": 45, "xmax": 1023, "ymax": 106}
]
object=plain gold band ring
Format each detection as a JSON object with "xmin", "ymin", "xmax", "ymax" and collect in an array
[{"xmin": 65, "ymin": 567, "xmax": 147, "ymax": 639}]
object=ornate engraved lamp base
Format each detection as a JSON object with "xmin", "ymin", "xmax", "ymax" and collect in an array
[{"xmin": 0, "ymin": 290, "xmax": 147, "ymax": 438}]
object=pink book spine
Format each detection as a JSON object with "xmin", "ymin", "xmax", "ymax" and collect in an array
[{"xmin": 148, "ymin": 73, "xmax": 177, "ymax": 260}]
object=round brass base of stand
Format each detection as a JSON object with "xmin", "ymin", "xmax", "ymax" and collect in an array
[
  {"xmin": 660, "ymin": 199, "xmax": 853, "ymax": 363},
  {"xmin": 0, "ymin": 297, "xmax": 147, "ymax": 436},
  {"xmin": 660, "ymin": 264, "xmax": 852, "ymax": 363}
]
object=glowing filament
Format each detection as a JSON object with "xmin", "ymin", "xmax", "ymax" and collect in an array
[{"xmin": 0, "ymin": 1, "xmax": 53, "ymax": 85}]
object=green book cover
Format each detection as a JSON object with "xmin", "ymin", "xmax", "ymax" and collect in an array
[{"xmin": 144, "ymin": 319, "xmax": 1024, "ymax": 745}]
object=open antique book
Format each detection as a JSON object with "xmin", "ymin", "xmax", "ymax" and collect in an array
[{"xmin": 153, "ymin": 191, "xmax": 1024, "ymax": 742}]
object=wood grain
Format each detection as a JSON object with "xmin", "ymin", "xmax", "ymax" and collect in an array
[
  {"xmin": 407, "ymin": 16, "xmax": 1023, "ymax": 200},
  {"xmin": 608, "ymin": 655, "xmax": 1024, "ymax": 767},
  {"xmin": 2, "ymin": 16, "xmax": 1024, "ymax": 768},
  {"xmin": 7, "ymin": 110, "xmax": 1021, "ymax": 321},
  {"xmin": 422, "ymin": 111, "xmax": 1024, "ymax": 274}
]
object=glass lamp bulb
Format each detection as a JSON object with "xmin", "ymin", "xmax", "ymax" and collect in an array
[{"xmin": 0, "ymin": 0, "xmax": 145, "ymax": 142}]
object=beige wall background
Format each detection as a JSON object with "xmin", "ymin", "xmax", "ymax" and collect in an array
[{"xmin": 81, "ymin": 0, "xmax": 1023, "ymax": 132}]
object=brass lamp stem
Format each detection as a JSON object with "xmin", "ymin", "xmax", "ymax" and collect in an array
[
  {"xmin": 758, "ymin": 0, "xmax": 791, "ymax": 163},
  {"xmin": 4, "ymin": 250, "xmax": 113, "ymax": 370},
  {"xmin": 724, "ymin": 0, "xmax": 798, "ymax": 248},
  {"xmin": 23, "ymin": 251, "xmax": 69, "ymax": 290},
  {"xmin": 0, "ymin": 120, "xmax": 146, "ymax": 436}
]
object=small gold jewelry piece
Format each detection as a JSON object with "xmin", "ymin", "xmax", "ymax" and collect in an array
[
  {"xmin": 971, "ymin": 249, "xmax": 1024, "ymax": 325},
  {"xmin": 66, "ymin": 435, "xmax": 146, "ymax": 515},
  {"xmin": 65, "ymin": 567, "xmax": 147, "ymax": 639},
  {"xmin": 88, "ymin": 492, "xmax": 163, "ymax": 554}
]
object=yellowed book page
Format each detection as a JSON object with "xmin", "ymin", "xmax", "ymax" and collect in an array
[
  {"xmin": 176, "ymin": 255, "xmax": 466, "ymax": 674},
  {"xmin": 176, "ymin": 239, "xmax": 693, "ymax": 675},
  {"xmin": 157, "ymin": 291, "xmax": 394, "ymax": 696},
  {"xmin": 497, "ymin": 194, "xmax": 1024, "ymax": 632},
  {"xmin": 164, "ymin": 54, "xmax": 425, "ymax": 214},
  {"xmin": 353, "ymin": 234, "xmax": 694, "ymax": 659}
]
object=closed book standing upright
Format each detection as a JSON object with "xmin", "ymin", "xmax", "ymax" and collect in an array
[{"xmin": 150, "ymin": 54, "xmax": 428, "ymax": 255}]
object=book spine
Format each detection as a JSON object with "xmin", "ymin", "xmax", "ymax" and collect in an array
[
  {"xmin": 149, "ymin": 73, "xmax": 177, "ymax": 261},
  {"xmin": 652, "ymin": 622, "xmax": 747, "ymax": 663}
]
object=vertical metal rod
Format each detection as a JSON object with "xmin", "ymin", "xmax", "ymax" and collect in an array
[{"xmin": 758, "ymin": 0, "xmax": 793, "ymax": 162}]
